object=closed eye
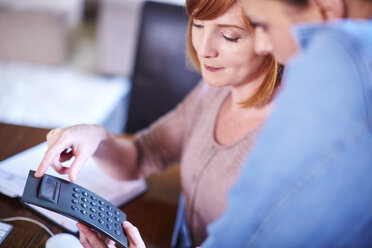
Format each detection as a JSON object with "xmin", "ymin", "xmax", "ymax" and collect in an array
[
  {"xmin": 250, "ymin": 22, "xmax": 268, "ymax": 31},
  {"xmin": 222, "ymin": 33, "xmax": 240, "ymax": 43},
  {"xmin": 250, "ymin": 22, "xmax": 259, "ymax": 28},
  {"xmin": 192, "ymin": 22, "xmax": 204, "ymax": 29}
]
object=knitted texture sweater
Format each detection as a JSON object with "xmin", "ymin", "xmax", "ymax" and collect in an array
[{"xmin": 134, "ymin": 81, "xmax": 262, "ymax": 245}]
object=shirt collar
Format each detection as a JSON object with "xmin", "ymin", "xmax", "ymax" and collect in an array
[
  {"xmin": 291, "ymin": 23, "xmax": 325, "ymax": 49},
  {"xmin": 293, "ymin": 18, "xmax": 372, "ymax": 49}
]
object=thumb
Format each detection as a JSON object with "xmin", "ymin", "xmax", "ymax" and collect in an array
[{"xmin": 122, "ymin": 221, "xmax": 146, "ymax": 248}]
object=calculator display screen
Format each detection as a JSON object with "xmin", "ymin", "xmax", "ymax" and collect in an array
[
  {"xmin": 38, "ymin": 176, "xmax": 60, "ymax": 203},
  {"xmin": 43, "ymin": 178, "xmax": 58, "ymax": 200}
]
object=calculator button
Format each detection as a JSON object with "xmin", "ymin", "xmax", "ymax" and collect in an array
[
  {"xmin": 107, "ymin": 205, "xmax": 112, "ymax": 211},
  {"xmin": 72, "ymin": 193, "xmax": 79, "ymax": 198},
  {"xmin": 114, "ymin": 217, "xmax": 120, "ymax": 222},
  {"xmin": 81, "ymin": 197, "xmax": 88, "ymax": 202},
  {"xmin": 115, "ymin": 230, "xmax": 121, "ymax": 236},
  {"xmin": 99, "ymin": 213, "xmax": 105, "ymax": 218},
  {"xmin": 90, "ymin": 202, "xmax": 97, "ymax": 207},
  {"xmin": 114, "ymin": 211, "xmax": 120, "ymax": 216},
  {"xmin": 98, "ymin": 207, "xmax": 105, "ymax": 212},
  {"xmin": 80, "ymin": 210, "xmax": 87, "ymax": 215},
  {"xmin": 99, "ymin": 200, "xmax": 105, "ymax": 206},
  {"xmin": 107, "ymin": 212, "xmax": 113, "ymax": 217},
  {"xmin": 90, "ymin": 196, "xmax": 97, "ymax": 201},
  {"xmin": 81, "ymin": 203, "xmax": 87, "ymax": 209},
  {"xmin": 71, "ymin": 199, "xmax": 78, "ymax": 205},
  {"xmin": 98, "ymin": 219, "xmax": 105, "ymax": 225},
  {"xmin": 89, "ymin": 214, "xmax": 96, "ymax": 220},
  {"xmin": 71, "ymin": 205, "xmax": 78, "ymax": 211},
  {"xmin": 107, "ymin": 218, "xmax": 113, "ymax": 224},
  {"xmin": 73, "ymin": 187, "xmax": 80, "ymax": 193},
  {"xmin": 90, "ymin": 208, "xmax": 97, "ymax": 213},
  {"xmin": 106, "ymin": 224, "xmax": 113, "ymax": 231},
  {"xmin": 82, "ymin": 191, "xmax": 88, "ymax": 197}
]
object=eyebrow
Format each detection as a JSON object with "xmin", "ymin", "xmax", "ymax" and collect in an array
[{"xmin": 217, "ymin": 24, "xmax": 246, "ymax": 30}]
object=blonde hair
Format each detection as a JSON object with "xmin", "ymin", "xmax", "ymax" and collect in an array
[{"xmin": 185, "ymin": 0, "xmax": 282, "ymax": 107}]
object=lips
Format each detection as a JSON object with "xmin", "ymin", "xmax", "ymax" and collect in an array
[{"xmin": 204, "ymin": 64, "xmax": 223, "ymax": 72}]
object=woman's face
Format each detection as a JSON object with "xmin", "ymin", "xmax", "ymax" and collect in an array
[
  {"xmin": 191, "ymin": 1, "xmax": 267, "ymax": 88},
  {"xmin": 242, "ymin": 0, "xmax": 323, "ymax": 64}
]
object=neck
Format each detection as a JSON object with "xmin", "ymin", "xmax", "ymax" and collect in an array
[
  {"xmin": 345, "ymin": 0, "xmax": 372, "ymax": 19},
  {"xmin": 229, "ymin": 73, "xmax": 267, "ymax": 111}
]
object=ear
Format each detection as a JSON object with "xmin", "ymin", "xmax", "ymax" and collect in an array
[{"xmin": 309, "ymin": 0, "xmax": 345, "ymax": 20}]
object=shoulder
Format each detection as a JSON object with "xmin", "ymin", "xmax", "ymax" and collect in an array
[
  {"xmin": 286, "ymin": 20, "xmax": 372, "ymax": 89},
  {"xmin": 293, "ymin": 20, "xmax": 372, "ymax": 68},
  {"xmin": 273, "ymin": 20, "xmax": 372, "ymax": 132}
]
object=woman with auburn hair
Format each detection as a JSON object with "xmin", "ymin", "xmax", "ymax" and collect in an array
[{"xmin": 35, "ymin": 0, "xmax": 281, "ymax": 247}]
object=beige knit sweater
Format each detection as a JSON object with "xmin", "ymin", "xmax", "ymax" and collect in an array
[{"xmin": 134, "ymin": 80, "xmax": 262, "ymax": 245}]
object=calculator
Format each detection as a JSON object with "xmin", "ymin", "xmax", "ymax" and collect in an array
[
  {"xmin": 0, "ymin": 221, "xmax": 13, "ymax": 245},
  {"xmin": 21, "ymin": 170, "xmax": 128, "ymax": 248}
]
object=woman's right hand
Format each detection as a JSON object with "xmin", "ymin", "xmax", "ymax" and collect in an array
[{"xmin": 35, "ymin": 124, "xmax": 108, "ymax": 182}]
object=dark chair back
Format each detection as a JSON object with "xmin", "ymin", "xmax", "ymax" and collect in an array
[{"xmin": 125, "ymin": 0, "xmax": 201, "ymax": 133}]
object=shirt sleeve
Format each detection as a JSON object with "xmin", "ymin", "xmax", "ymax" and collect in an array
[{"xmin": 134, "ymin": 80, "xmax": 207, "ymax": 176}]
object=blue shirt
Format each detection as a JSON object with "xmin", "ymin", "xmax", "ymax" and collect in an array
[{"xmin": 202, "ymin": 19, "xmax": 372, "ymax": 248}]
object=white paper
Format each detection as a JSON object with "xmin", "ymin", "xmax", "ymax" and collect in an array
[{"xmin": 0, "ymin": 142, "xmax": 147, "ymax": 232}]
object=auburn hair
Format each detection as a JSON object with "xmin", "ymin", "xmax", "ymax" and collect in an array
[{"xmin": 185, "ymin": 0, "xmax": 282, "ymax": 107}]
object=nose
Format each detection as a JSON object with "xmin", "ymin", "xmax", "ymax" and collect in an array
[
  {"xmin": 198, "ymin": 32, "xmax": 218, "ymax": 58},
  {"xmin": 254, "ymin": 27, "xmax": 273, "ymax": 56}
]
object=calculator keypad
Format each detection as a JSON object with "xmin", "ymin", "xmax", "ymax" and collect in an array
[{"xmin": 69, "ymin": 186, "xmax": 125, "ymax": 239}]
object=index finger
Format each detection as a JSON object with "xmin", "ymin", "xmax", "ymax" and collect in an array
[{"xmin": 35, "ymin": 141, "xmax": 72, "ymax": 178}]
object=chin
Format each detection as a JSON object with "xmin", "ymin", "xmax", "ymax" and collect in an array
[
  {"xmin": 202, "ymin": 72, "xmax": 227, "ymax": 87},
  {"xmin": 203, "ymin": 78, "xmax": 228, "ymax": 88}
]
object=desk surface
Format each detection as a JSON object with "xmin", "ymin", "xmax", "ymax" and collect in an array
[{"xmin": 0, "ymin": 123, "xmax": 180, "ymax": 248}]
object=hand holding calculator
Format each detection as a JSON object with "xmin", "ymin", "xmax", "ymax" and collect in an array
[{"xmin": 21, "ymin": 170, "xmax": 128, "ymax": 248}]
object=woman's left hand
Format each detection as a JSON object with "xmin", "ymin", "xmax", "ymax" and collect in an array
[{"xmin": 77, "ymin": 221, "xmax": 146, "ymax": 248}]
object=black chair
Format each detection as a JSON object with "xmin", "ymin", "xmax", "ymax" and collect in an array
[{"xmin": 124, "ymin": 0, "xmax": 201, "ymax": 133}]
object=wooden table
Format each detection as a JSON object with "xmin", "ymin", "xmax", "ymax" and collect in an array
[{"xmin": 0, "ymin": 123, "xmax": 180, "ymax": 248}]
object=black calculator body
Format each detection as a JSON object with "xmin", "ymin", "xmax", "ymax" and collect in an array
[{"xmin": 21, "ymin": 170, "xmax": 128, "ymax": 248}]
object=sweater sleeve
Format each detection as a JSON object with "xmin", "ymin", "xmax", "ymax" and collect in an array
[{"xmin": 134, "ymin": 80, "xmax": 207, "ymax": 176}]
